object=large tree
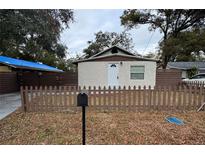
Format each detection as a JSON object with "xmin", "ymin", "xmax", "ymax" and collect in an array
[
  {"xmin": 121, "ymin": 9, "xmax": 205, "ymax": 68},
  {"xmin": 161, "ymin": 28, "xmax": 205, "ymax": 61},
  {"xmin": 0, "ymin": 9, "xmax": 74, "ymax": 69},
  {"xmin": 83, "ymin": 31, "xmax": 134, "ymax": 58}
]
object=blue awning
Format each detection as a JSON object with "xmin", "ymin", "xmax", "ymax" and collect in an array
[{"xmin": 0, "ymin": 55, "xmax": 63, "ymax": 72}]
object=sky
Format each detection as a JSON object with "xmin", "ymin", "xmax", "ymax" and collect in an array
[{"xmin": 61, "ymin": 9, "xmax": 163, "ymax": 58}]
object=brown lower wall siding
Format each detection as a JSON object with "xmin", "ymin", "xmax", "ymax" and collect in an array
[
  {"xmin": 0, "ymin": 72, "xmax": 19, "ymax": 94},
  {"xmin": 0, "ymin": 71, "xmax": 78, "ymax": 94},
  {"xmin": 0, "ymin": 69, "xmax": 181, "ymax": 94},
  {"xmin": 18, "ymin": 71, "xmax": 78, "ymax": 87}
]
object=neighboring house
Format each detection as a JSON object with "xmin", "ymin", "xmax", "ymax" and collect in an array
[
  {"xmin": 74, "ymin": 46, "xmax": 157, "ymax": 88},
  {"xmin": 167, "ymin": 62, "xmax": 205, "ymax": 79},
  {"xmin": 0, "ymin": 55, "xmax": 63, "ymax": 73},
  {"xmin": 0, "ymin": 55, "xmax": 63, "ymax": 94}
]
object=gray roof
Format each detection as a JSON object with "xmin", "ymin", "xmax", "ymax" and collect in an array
[{"xmin": 167, "ymin": 62, "xmax": 205, "ymax": 70}]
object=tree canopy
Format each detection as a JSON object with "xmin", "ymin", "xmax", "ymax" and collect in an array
[
  {"xmin": 160, "ymin": 28, "xmax": 205, "ymax": 62},
  {"xmin": 0, "ymin": 9, "xmax": 74, "ymax": 70},
  {"xmin": 83, "ymin": 31, "xmax": 134, "ymax": 58},
  {"xmin": 121, "ymin": 9, "xmax": 205, "ymax": 68}
]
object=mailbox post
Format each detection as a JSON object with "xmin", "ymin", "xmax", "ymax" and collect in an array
[{"xmin": 77, "ymin": 92, "xmax": 88, "ymax": 145}]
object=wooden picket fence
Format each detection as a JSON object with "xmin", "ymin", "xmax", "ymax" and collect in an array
[
  {"xmin": 180, "ymin": 81, "xmax": 205, "ymax": 87},
  {"xmin": 20, "ymin": 85, "xmax": 205, "ymax": 112}
]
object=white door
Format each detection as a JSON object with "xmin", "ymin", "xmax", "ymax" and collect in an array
[{"xmin": 108, "ymin": 63, "xmax": 119, "ymax": 87}]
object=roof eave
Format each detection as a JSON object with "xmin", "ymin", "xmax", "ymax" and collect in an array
[
  {"xmin": 73, "ymin": 54, "xmax": 158, "ymax": 64},
  {"xmin": 13, "ymin": 65, "xmax": 64, "ymax": 72},
  {"xmin": 167, "ymin": 65, "xmax": 197, "ymax": 70},
  {"xmin": 0, "ymin": 62, "xmax": 63, "ymax": 72}
]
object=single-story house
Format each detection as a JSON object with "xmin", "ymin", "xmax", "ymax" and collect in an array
[
  {"xmin": 167, "ymin": 61, "xmax": 205, "ymax": 79},
  {"xmin": 74, "ymin": 46, "xmax": 157, "ymax": 88}
]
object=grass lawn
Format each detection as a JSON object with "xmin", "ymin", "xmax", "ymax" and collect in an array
[{"xmin": 0, "ymin": 110, "xmax": 205, "ymax": 144}]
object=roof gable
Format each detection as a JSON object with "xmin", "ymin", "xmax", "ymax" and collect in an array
[
  {"xmin": 91, "ymin": 46, "xmax": 135, "ymax": 58},
  {"xmin": 73, "ymin": 54, "xmax": 157, "ymax": 64},
  {"xmin": 88, "ymin": 55, "xmax": 156, "ymax": 62},
  {"xmin": 74, "ymin": 46, "xmax": 158, "ymax": 64}
]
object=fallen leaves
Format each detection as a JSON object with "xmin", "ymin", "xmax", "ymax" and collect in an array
[{"xmin": 0, "ymin": 110, "xmax": 205, "ymax": 144}]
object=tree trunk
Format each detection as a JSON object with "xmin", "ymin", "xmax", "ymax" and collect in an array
[
  {"xmin": 162, "ymin": 56, "xmax": 168, "ymax": 69},
  {"xmin": 161, "ymin": 35, "xmax": 168, "ymax": 69}
]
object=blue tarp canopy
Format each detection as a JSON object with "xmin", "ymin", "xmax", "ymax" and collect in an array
[{"xmin": 0, "ymin": 55, "xmax": 63, "ymax": 72}]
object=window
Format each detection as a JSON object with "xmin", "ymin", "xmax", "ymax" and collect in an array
[
  {"xmin": 111, "ymin": 48, "xmax": 118, "ymax": 54},
  {"xmin": 130, "ymin": 66, "xmax": 144, "ymax": 79}
]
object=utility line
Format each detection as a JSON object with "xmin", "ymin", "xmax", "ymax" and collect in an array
[{"xmin": 142, "ymin": 31, "xmax": 155, "ymax": 55}]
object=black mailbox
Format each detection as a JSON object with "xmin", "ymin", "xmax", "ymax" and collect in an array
[{"xmin": 77, "ymin": 93, "xmax": 88, "ymax": 106}]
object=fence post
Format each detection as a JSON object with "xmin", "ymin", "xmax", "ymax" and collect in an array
[
  {"xmin": 49, "ymin": 86, "xmax": 53, "ymax": 111},
  {"xmin": 199, "ymin": 84, "xmax": 203, "ymax": 108},
  {"xmin": 177, "ymin": 85, "xmax": 181, "ymax": 110},
  {"xmin": 107, "ymin": 86, "xmax": 110, "ymax": 112},
  {"xmin": 148, "ymin": 85, "xmax": 151, "ymax": 111},
  {"xmin": 193, "ymin": 85, "xmax": 197, "ymax": 110},
  {"xmin": 183, "ymin": 85, "xmax": 187, "ymax": 111},
  {"xmin": 20, "ymin": 86, "xmax": 26, "ymax": 112},
  {"xmin": 44, "ymin": 85, "xmax": 48, "ymax": 111},
  {"xmin": 30, "ymin": 86, "xmax": 33, "ymax": 112},
  {"xmin": 63, "ymin": 86, "xmax": 67, "ymax": 109},
  {"xmin": 133, "ymin": 86, "xmax": 136, "ymax": 111},
  {"xmin": 54, "ymin": 86, "xmax": 57, "ymax": 111},
  {"xmin": 93, "ymin": 86, "xmax": 96, "ymax": 108},
  {"xmin": 86, "ymin": 86, "xmax": 90, "ymax": 109},
  {"xmin": 123, "ymin": 86, "xmax": 126, "ymax": 111},
  {"xmin": 163, "ymin": 86, "xmax": 167, "ymax": 110},
  {"xmin": 118, "ymin": 86, "xmax": 121, "ymax": 111},
  {"xmin": 153, "ymin": 86, "xmax": 156, "ymax": 110},
  {"xmin": 39, "ymin": 86, "xmax": 43, "ymax": 112},
  {"xmin": 157, "ymin": 86, "xmax": 161, "ymax": 110},
  {"xmin": 188, "ymin": 85, "xmax": 192, "ymax": 110},
  {"xmin": 113, "ymin": 86, "xmax": 116, "ymax": 111},
  {"xmin": 138, "ymin": 86, "xmax": 141, "ymax": 111},
  {"xmin": 103, "ymin": 86, "xmax": 106, "ymax": 112},
  {"xmin": 167, "ymin": 85, "xmax": 171, "ymax": 110},
  {"xmin": 73, "ymin": 86, "xmax": 77, "ymax": 111},
  {"xmin": 59, "ymin": 86, "xmax": 62, "ymax": 111},
  {"xmin": 128, "ymin": 86, "xmax": 131, "ymax": 111},
  {"xmin": 143, "ymin": 86, "xmax": 146, "ymax": 111}
]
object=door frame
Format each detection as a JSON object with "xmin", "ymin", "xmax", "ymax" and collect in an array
[{"xmin": 107, "ymin": 63, "xmax": 119, "ymax": 87}]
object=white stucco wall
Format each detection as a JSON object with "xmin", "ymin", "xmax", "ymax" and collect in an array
[
  {"xmin": 181, "ymin": 70, "xmax": 187, "ymax": 78},
  {"xmin": 78, "ymin": 61, "xmax": 156, "ymax": 89}
]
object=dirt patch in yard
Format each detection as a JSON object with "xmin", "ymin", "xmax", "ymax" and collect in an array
[{"xmin": 0, "ymin": 110, "xmax": 205, "ymax": 144}]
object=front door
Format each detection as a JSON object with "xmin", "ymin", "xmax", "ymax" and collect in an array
[{"xmin": 108, "ymin": 63, "xmax": 119, "ymax": 87}]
